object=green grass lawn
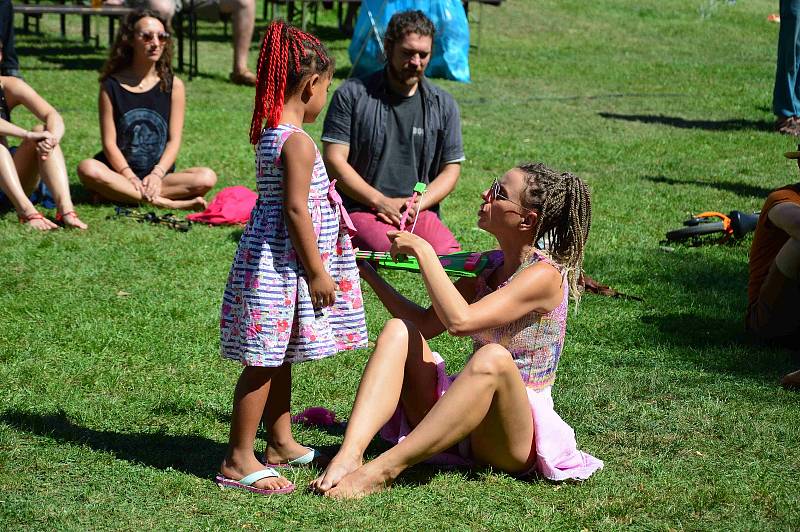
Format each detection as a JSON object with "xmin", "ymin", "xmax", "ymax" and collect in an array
[{"xmin": 1, "ymin": 0, "xmax": 799, "ymax": 529}]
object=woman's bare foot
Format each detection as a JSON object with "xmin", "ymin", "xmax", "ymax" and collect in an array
[
  {"xmin": 19, "ymin": 212, "xmax": 58, "ymax": 231},
  {"xmin": 219, "ymin": 453, "xmax": 293, "ymax": 492},
  {"xmin": 151, "ymin": 195, "xmax": 207, "ymax": 211},
  {"xmin": 325, "ymin": 461, "xmax": 398, "ymax": 500},
  {"xmin": 59, "ymin": 211, "xmax": 88, "ymax": 230},
  {"xmin": 309, "ymin": 449, "xmax": 363, "ymax": 494}
]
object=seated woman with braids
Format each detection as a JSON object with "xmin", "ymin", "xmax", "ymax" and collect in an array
[{"xmin": 311, "ymin": 162, "xmax": 603, "ymax": 499}]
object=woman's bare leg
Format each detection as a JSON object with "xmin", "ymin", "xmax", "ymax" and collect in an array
[
  {"xmin": 19, "ymin": 138, "xmax": 87, "ymax": 229},
  {"xmin": 219, "ymin": 366, "xmax": 293, "ymax": 491},
  {"xmin": 0, "ymin": 143, "xmax": 57, "ymax": 230},
  {"xmin": 326, "ymin": 345, "xmax": 534, "ymax": 499},
  {"xmin": 310, "ymin": 318, "xmax": 439, "ymax": 493},
  {"xmin": 156, "ymin": 167, "xmax": 216, "ymax": 210},
  {"xmin": 261, "ymin": 364, "xmax": 314, "ymax": 464},
  {"xmin": 77, "ymin": 158, "xmax": 145, "ymax": 204}
]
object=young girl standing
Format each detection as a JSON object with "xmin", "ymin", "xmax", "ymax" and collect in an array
[
  {"xmin": 216, "ymin": 21, "xmax": 367, "ymax": 495},
  {"xmin": 77, "ymin": 10, "xmax": 216, "ymax": 211}
]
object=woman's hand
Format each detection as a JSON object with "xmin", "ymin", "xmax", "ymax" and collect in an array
[
  {"xmin": 387, "ymin": 230, "xmax": 431, "ymax": 259},
  {"xmin": 123, "ymin": 171, "xmax": 146, "ymax": 199},
  {"xmin": 308, "ymin": 271, "xmax": 336, "ymax": 309},
  {"xmin": 141, "ymin": 173, "xmax": 162, "ymax": 202}
]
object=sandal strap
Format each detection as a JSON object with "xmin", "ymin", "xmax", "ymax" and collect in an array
[
  {"xmin": 18, "ymin": 212, "xmax": 44, "ymax": 223},
  {"xmin": 239, "ymin": 468, "xmax": 280, "ymax": 486},
  {"xmin": 56, "ymin": 210, "xmax": 78, "ymax": 222}
]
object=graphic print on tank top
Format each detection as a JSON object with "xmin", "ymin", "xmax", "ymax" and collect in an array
[{"xmin": 118, "ymin": 108, "xmax": 168, "ymax": 177}]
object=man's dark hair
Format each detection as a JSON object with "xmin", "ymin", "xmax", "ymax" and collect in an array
[{"xmin": 384, "ymin": 10, "xmax": 435, "ymax": 53}]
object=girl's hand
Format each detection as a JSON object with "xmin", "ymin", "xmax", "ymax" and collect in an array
[
  {"xmin": 142, "ymin": 173, "xmax": 162, "ymax": 202},
  {"xmin": 387, "ymin": 230, "xmax": 431, "ymax": 259},
  {"xmin": 308, "ymin": 271, "xmax": 336, "ymax": 309}
]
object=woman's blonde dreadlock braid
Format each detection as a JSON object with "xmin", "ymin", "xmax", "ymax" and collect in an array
[{"xmin": 517, "ymin": 162, "xmax": 592, "ymax": 303}]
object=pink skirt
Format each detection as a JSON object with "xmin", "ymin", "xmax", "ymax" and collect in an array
[{"xmin": 380, "ymin": 352, "xmax": 604, "ymax": 481}]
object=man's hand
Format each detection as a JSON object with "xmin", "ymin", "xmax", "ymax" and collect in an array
[{"xmin": 374, "ymin": 195, "xmax": 408, "ymax": 226}]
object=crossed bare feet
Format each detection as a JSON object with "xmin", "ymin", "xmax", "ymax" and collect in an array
[
  {"xmin": 309, "ymin": 450, "xmax": 399, "ymax": 499},
  {"xmin": 309, "ymin": 450, "xmax": 362, "ymax": 495},
  {"xmin": 150, "ymin": 196, "xmax": 207, "ymax": 211},
  {"xmin": 219, "ymin": 452, "xmax": 293, "ymax": 492},
  {"xmin": 323, "ymin": 461, "xmax": 397, "ymax": 499}
]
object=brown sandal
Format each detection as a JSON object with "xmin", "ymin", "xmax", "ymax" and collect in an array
[{"xmin": 774, "ymin": 116, "xmax": 800, "ymax": 136}]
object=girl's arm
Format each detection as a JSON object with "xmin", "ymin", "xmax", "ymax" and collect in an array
[
  {"xmin": 282, "ymin": 132, "xmax": 336, "ymax": 308},
  {"xmin": 143, "ymin": 77, "xmax": 183, "ymax": 200},
  {"xmin": 358, "ymin": 259, "xmax": 476, "ymax": 339},
  {"xmin": 99, "ymin": 85, "xmax": 144, "ymax": 195},
  {"xmin": 389, "ymin": 231, "xmax": 564, "ymax": 337}
]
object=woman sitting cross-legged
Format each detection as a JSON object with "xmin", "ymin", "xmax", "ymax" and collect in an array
[
  {"xmin": 310, "ymin": 162, "xmax": 603, "ymax": 499},
  {"xmin": 78, "ymin": 10, "xmax": 216, "ymax": 211}
]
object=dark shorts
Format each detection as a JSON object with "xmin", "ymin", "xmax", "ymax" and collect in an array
[
  {"xmin": 747, "ymin": 261, "xmax": 800, "ymax": 347},
  {"xmin": 93, "ymin": 152, "xmax": 175, "ymax": 179}
]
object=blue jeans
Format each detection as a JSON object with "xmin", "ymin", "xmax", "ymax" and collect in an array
[{"xmin": 774, "ymin": 0, "xmax": 800, "ymax": 117}]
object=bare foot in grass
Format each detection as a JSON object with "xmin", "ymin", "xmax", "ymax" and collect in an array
[
  {"xmin": 20, "ymin": 212, "xmax": 58, "ymax": 231},
  {"xmin": 325, "ymin": 461, "xmax": 396, "ymax": 499},
  {"xmin": 60, "ymin": 212, "xmax": 88, "ymax": 230},
  {"xmin": 309, "ymin": 449, "xmax": 362, "ymax": 494}
]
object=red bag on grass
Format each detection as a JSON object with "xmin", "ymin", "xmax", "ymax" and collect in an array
[{"xmin": 186, "ymin": 186, "xmax": 257, "ymax": 225}]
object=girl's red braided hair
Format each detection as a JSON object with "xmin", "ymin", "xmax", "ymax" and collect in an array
[{"xmin": 249, "ymin": 21, "xmax": 330, "ymax": 146}]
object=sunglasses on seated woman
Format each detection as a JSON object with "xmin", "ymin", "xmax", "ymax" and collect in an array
[
  {"xmin": 489, "ymin": 178, "xmax": 532, "ymax": 213},
  {"xmin": 137, "ymin": 31, "xmax": 171, "ymax": 43}
]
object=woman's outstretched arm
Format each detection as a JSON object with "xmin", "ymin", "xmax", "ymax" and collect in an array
[{"xmin": 358, "ymin": 260, "xmax": 476, "ymax": 339}]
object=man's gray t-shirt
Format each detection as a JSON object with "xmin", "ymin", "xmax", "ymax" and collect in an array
[
  {"xmin": 322, "ymin": 71, "xmax": 465, "ymax": 214},
  {"xmin": 372, "ymin": 90, "xmax": 425, "ymax": 200}
]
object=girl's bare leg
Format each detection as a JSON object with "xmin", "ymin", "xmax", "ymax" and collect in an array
[
  {"xmin": 219, "ymin": 366, "xmax": 293, "ymax": 491},
  {"xmin": 310, "ymin": 319, "xmax": 439, "ymax": 493},
  {"xmin": 261, "ymin": 364, "xmax": 314, "ymax": 464},
  {"xmin": 0, "ymin": 143, "xmax": 57, "ymax": 230},
  {"xmin": 326, "ymin": 344, "xmax": 535, "ymax": 499}
]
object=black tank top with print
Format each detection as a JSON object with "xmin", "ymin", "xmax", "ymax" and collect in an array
[{"xmin": 103, "ymin": 76, "xmax": 172, "ymax": 178}]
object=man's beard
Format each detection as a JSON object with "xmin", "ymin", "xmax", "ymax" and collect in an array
[{"xmin": 388, "ymin": 61, "xmax": 423, "ymax": 86}]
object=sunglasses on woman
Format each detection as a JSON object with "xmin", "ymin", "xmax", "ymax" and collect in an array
[
  {"xmin": 488, "ymin": 178, "xmax": 532, "ymax": 212},
  {"xmin": 137, "ymin": 31, "xmax": 171, "ymax": 43}
]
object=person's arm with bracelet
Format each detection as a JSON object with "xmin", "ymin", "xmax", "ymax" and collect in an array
[{"xmin": 142, "ymin": 77, "xmax": 184, "ymax": 202}]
